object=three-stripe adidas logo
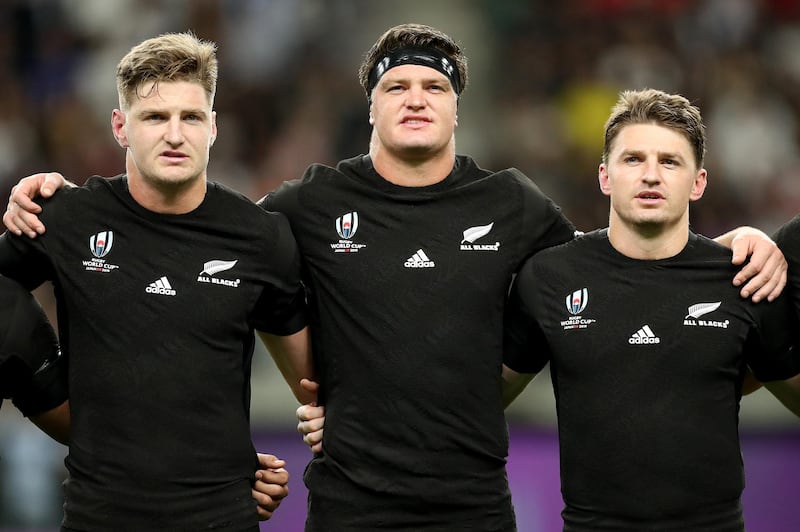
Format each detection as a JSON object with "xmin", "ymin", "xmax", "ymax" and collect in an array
[
  {"xmin": 404, "ymin": 249, "xmax": 435, "ymax": 268},
  {"xmin": 629, "ymin": 325, "xmax": 660, "ymax": 345},
  {"xmin": 146, "ymin": 276, "xmax": 177, "ymax": 296}
]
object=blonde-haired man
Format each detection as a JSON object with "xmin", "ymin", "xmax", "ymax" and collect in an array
[{"xmin": 0, "ymin": 32, "xmax": 313, "ymax": 530}]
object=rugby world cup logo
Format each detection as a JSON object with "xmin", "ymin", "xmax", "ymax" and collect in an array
[
  {"xmin": 336, "ymin": 212, "xmax": 359, "ymax": 239},
  {"xmin": 89, "ymin": 231, "xmax": 114, "ymax": 258},
  {"xmin": 566, "ymin": 288, "xmax": 588, "ymax": 315}
]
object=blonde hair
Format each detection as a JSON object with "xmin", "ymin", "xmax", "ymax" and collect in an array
[
  {"xmin": 116, "ymin": 32, "xmax": 218, "ymax": 110},
  {"xmin": 603, "ymin": 88, "xmax": 706, "ymax": 168}
]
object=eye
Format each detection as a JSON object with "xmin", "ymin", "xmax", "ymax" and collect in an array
[
  {"xmin": 623, "ymin": 155, "xmax": 641, "ymax": 164},
  {"xmin": 145, "ymin": 113, "xmax": 164, "ymax": 121},
  {"xmin": 661, "ymin": 158, "xmax": 678, "ymax": 167}
]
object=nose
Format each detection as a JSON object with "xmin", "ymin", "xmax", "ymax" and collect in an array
[
  {"xmin": 642, "ymin": 160, "xmax": 662, "ymax": 184},
  {"xmin": 164, "ymin": 117, "xmax": 184, "ymax": 145},
  {"xmin": 405, "ymin": 85, "xmax": 426, "ymax": 109}
]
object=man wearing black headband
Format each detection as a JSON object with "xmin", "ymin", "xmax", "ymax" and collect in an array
[
  {"xmin": 3, "ymin": 23, "xmax": 788, "ymax": 532},
  {"xmin": 270, "ymin": 24, "xmax": 784, "ymax": 531},
  {"xmin": 0, "ymin": 275, "xmax": 69, "ymax": 444}
]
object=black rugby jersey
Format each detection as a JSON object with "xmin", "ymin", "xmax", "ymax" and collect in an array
[
  {"xmin": 263, "ymin": 154, "xmax": 576, "ymax": 531},
  {"xmin": 505, "ymin": 229, "xmax": 798, "ymax": 531},
  {"xmin": 0, "ymin": 175, "xmax": 306, "ymax": 531},
  {"xmin": 0, "ymin": 275, "xmax": 65, "ymax": 417}
]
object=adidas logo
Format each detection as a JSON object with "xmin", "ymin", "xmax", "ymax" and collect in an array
[
  {"xmin": 404, "ymin": 249, "xmax": 435, "ymax": 268},
  {"xmin": 629, "ymin": 325, "xmax": 660, "ymax": 345},
  {"xmin": 146, "ymin": 276, "xmax": 177, "ymax": 296}
]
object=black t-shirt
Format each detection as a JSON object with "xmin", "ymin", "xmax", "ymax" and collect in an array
[
  {"xmin": 774, "ymin": 215, "xmax": 800, "ymax": 322},
  {"xmin": 0, "ymin": 275, "xmax": 65, "ymax": 416},
  {"xmin": 262, "ymin": 154, "xmax": 576, "ymax": 530},
  {"xmin": 504, "ymin": 229, "xmax": 799, "ymax": 531},
  {"xmin": 0, "ymin": 175, "xmax": 307, "ymax": 531}
]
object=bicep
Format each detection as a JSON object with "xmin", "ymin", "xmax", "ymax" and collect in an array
[
  {"xmin": 502, "ymin": 364, "xmax": 537, "ymax": 408},
  {"xmin": 258, "ymin": 327, "xmax": 315, "ymax": 404}
]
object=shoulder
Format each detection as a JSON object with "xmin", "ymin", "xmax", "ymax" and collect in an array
[
  {"xmin": 259, "ymin": 162, "xmax": 343, "ymax": 212},
  {"xmin": 39, "ymin": 175, "xmax": 121, "ymax": 210},
  {"xmin": 209, "ymin": 181, "xmax": 289, "ymax": 228},
  {"xmin": 533, "ymin": 229, "xmax": 601, "ymax": 259},
  {"xmin": 775, "ymin": 215, "xmax": 800, "ymax": 250},
  {"xmin": 685, "ymin": 232, "xmax": 736, "ymax": 264},
  {"xmin": 519, "ymin": 230, "xmax": 603, "ymax": 277}
]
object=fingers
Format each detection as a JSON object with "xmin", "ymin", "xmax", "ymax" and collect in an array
[
  {"xmin": 296, "ymin": 404, "xmax": 325, "ymax": 453},
  {"xmin": 305, "ymin": 429, "xmax": 323, "ymax": 453},
  {"xmin": 729, "ymin": 230, "xmax": 786, "ymax": 302},
  {"xmin": 739, "ymin": 262, "xmax": 787, "ymax": 303},
  {"xmin": 733, "ymin": 244, "xmax": 787, "ymax": 302},
  {"xmin": 251, "ymin": 479, "xmax": 288, "ymax": 521},
  {"xmin": 40, "ymin": 172, "xmax": 66, "ymax": 197},
  {"xmin": 299, "ymin": 378, "xmax": 320, "ymax": 394},
  {"xmin": 296, "ymin": 403, "xmax": 324, "ymax": 422},
  {"xmin": 252, "ymin": 457, "xmax": 289, "ymax": 521},
  {"xmin": 255, "ymin": 466, "xmax": 289, "ymax": 488},
  {"xmin": 5, "ymin": 174, "xmax": 52, "ymax": 237},
  {"xmin": 255, "ymin": 453, "xmax": 285, "ymax": 470}
]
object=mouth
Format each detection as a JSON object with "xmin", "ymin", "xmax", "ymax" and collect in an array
[
  {"xmin": 637, "ymin": 191, "xmax": 664, "ymax": 200},
  {"xmin": 160, "ymin": 151, "xmax": 188, "ymax": 162},
  {"xmin": 401, "ymin": 116, "xmax": 431, "ymax": 126}
]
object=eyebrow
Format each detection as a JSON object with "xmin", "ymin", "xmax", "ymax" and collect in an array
[
  {"xmin": 378, "ymin": 74, "xmax": 452, "ymax": 87},
  {"xmin": 136, "ymin": 108, "xmax": 209, "ymax": 118},
  {"xmin": 619, "ymin": 148, "xmax": 685, "ymax": 161}
]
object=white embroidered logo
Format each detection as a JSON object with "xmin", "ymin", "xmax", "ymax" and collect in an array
[
  {"xmin": 404, "ymin": 249, "xmax": 435, "ymax": 268},
  {"xmin": 629, "ymin": 325, "xmax": 660, "ymax": 345}
]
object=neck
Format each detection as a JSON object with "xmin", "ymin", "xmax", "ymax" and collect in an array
[
  {"xmin": 607, "ymin": 213, "xmax": 690, "ymax": 260},
  {"xmin": 126, "ymin": 156, "xmax": 206, "ymax": 214},
  {"xmin": 369, "ymin": 135, "xmax": 456, "ymax": 187}
]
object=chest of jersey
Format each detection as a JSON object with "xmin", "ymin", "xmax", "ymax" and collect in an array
[
  {"xmin": 536, "ymin": 267, "xmax": 754, "ymax": 383},
  {"xmin": 293, "ymin": 182, "xmax": 521, "ymax": 315}
]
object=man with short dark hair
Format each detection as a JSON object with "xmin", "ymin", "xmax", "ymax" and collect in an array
[{"xmin": 502, "ymin": 89, "xmax": 800, "ymax": 531}]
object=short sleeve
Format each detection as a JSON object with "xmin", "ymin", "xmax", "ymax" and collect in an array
[{"xmin": 503, "ymin": 256, "xmax": 552, "ymax": 374}]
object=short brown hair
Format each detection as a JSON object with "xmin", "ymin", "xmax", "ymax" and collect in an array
[
  {"xmin": 602, "ymin": 89, "xmax": 706, "ymax": 168},
  {"xmin": 116, "ymin": 32, "xmax": 218, "ymax": 110},
  {"xmin": 358, "ymin": 23, "xmax": 468, "ymax": 101}
]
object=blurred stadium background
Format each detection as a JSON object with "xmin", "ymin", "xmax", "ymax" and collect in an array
[{"xmin": 1, "ymin": 0, "xmax": 799, "ymax": 530}]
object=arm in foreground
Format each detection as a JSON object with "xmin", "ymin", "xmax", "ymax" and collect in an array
[
  {"xmin": 763, "ymin": 373, "xmax": 800, "ymax": 418},
  {"xmin": 29, "ymin": 400, "xmax": 70, "ymax": 445},
  {"xmin": 714, "ymin": 226, "xmax": 787, "ymax": 302},
  {"xmin": 502, "ymin": 364, "xmax": 537, "ymax": 409},
  {"xmin": 3, "ymin": 172, "xmax": 71, "ymax": 237},
  {"xmin": 258, "ymin": 326, "xmax": 316, "ymax": 405}
]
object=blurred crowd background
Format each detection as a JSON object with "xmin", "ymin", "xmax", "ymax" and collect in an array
[{"xmin": 1, "ymin": 0, "xmax": 800, "ymax": 528}]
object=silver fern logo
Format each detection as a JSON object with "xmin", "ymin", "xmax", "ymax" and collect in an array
[
  {"xmin": 197, "ymin": 259, "xmax": 240, "ymax": 288},
  {"xmin": 684, "ymin": 301, "xmax": 729, "ymax": 328},
  {"xmin": 460, "ymin": 222, "xmax": 500, "ymax": 251},
  {"xmin": 200, "ymin": 259, "xmax": 238, "ymax": 276},
  {"xmin": 685, "ymin": 302, "xmax": 721, "ymax": 319}
]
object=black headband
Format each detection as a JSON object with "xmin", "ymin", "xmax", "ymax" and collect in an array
[{"xmin": 367, "ymin": 47, "xmax": 462, "ymax": 97}]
